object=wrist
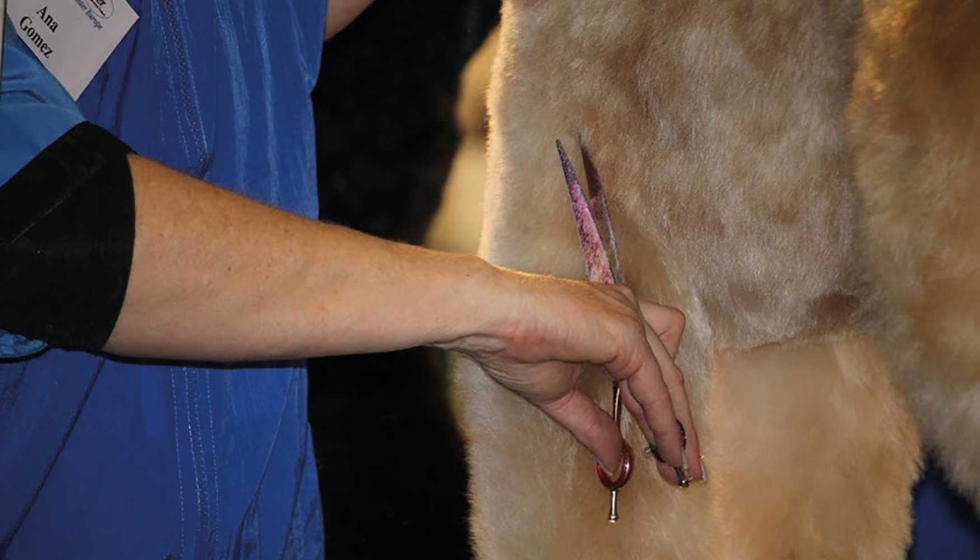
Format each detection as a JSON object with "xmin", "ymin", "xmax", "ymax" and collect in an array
[
  {"xmin": 431, "ymin": 257, "xmax": 559, "ymax": 360},
  {"xmin": 428, "ymin": 254, "xmax": 517, "ymax": 354}
]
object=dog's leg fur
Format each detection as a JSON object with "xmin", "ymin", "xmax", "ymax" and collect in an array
[
  {"xmin": 454, "ymin": 0, "xmax": 921, "ymax": 557},
  {"xmin": 850, "ymin": 0, "xmax": 980, "ymax": 512},
  {"xmin": 709, "ymin": 338, "xmax": 919, "ymax": 559}
]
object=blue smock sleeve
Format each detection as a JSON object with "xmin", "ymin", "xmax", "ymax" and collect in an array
[
  {"xmin": 0, "ymin": 15, "xmax": 85, "ymax": 358},
  {"xmin": 1, "ymin": 16, "xmax": 85, "ymax": 183}
]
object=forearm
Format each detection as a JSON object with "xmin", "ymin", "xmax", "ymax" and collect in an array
[
  {"xmin": 324, "ymin": 0, "xmax": 373, "ymax": 40},
  {"xmin": 104, "ymin": 155, "xmax": 497, "ymax": 361}
]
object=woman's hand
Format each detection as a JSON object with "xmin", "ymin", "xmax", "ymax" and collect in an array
[{"xmin": 442, "ymin": 269, "xmax": 704, "ymax": 486}]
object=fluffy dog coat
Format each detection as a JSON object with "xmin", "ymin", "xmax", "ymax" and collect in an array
[
  {"xmin": 851, "ymin": 0, "xmax": 980, "ymax": 516},
  {"xmin": 451, "ymin": 0, "xmax": 977, "ymax": 557}
]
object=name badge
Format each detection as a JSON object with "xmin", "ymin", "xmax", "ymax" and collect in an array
[{"xmin": 7, "ymin": 0, "xmax": 137, "ymax": 99}]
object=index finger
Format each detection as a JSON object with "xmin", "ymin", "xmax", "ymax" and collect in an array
[
  {"xmin": 536, "ymin": 389, "xmax": 624, "ymax": 476},
  {"xmin": 604, "ymin": 327, "xmax": 686, "ymax": 470},
  {"xmin": 638, "ymin": 302, "xmax": 685, "ymax": 358}
]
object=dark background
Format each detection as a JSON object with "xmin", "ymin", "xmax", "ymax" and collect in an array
[{"xmin": 307, "ymin": 2, "xmax": 499, "ymax": 559}]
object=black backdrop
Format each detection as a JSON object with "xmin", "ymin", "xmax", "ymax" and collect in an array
[{"xmin": 307, "ymin": 2, "xmax": 499, "ymax": 559}]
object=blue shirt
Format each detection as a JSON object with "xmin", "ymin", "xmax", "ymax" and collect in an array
[{"xmin": 0, "ymin": 1, "xmax": 326, "ymax": 557}]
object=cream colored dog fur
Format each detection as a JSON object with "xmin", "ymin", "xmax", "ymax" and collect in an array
[
  {"xmin": 452, "ymin": 0, "xmax": 978, "ymax": 557},
  {"xmin": 851, "ymin": 0, "xmax": 980, "ymax": 516}
]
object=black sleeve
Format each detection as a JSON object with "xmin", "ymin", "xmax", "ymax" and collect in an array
[{"xmin": 0, "ymin": 122, "xmax": 136, "ymax": 352}]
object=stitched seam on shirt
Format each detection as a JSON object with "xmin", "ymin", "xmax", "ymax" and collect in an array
[
  {"xmin": 0, "ymin": 359, "xmax": 106, "ymax": 553},
  {"xmin": 171, "ymin": 370, "xmax": 186, "ymax": 560},
  {"xmin": 205, "ymin": 372, "xmax": 220, "ymax": 540},
  {"xmin": 277, "ymin": 423, "xmax": 311, "ymax": 560},
  {"xmin": 184, "ymin": 367, "xmax": 214, "ymax": 554},
  {"xmin": 159, "ymin": 0, "xmax": 210, "ymax": 175},
  {"xmin": 228, "ymin": 372, "xmax": 297, "ymax": 549}
]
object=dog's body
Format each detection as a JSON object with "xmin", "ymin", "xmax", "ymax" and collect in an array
[
  {"xmin": 456, "ymin": 0, "xmax": 980, "ymax": 556},
  {"xmin": 851, "ymin": 0, "xmax": 980, "ymax": 514},
  {"xmin": 453, "ymin": 1, "xmax": 929, "ymax": 558}
]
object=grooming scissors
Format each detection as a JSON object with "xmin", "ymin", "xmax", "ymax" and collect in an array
[{"xmin": 555, "ymin": 139, "xmax": 633, "ymax": 522}]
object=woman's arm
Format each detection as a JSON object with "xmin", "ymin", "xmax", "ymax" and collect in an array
[
  {"xmin": 107, "ymin": 154, "xmax": 488, "ymax": 361},
  {"xmin": 105, "ymin": 154, "xmax": 701, "ymax": 481},
  {"xmin": 324, "ymin": 0, "xmax": 374, "ymax": 40}
]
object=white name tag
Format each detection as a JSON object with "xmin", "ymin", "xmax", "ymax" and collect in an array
[{"xmin": 7, "ymin": 0, "xmax": 137, "ymax": 99}]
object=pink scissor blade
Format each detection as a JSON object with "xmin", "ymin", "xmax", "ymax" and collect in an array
[
  {"xmin": 556, "ymin": 140, "xmax": 615, "ymax": 285},
  {"xmin": 581, "ymin": 145, "xmax": 623, "ymax": 284}
]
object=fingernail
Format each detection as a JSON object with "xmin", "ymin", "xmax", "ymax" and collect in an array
[
  {"xmin": 644, "ymin": 444, "xmax": 665, "ymax": 463},
  {"xmin": 700, "ymin": 455, "xmax": 708, "ymax": 482},
  {"xmin": 599, "ymin": 456, "xmax": 623, "ymax": 479}
]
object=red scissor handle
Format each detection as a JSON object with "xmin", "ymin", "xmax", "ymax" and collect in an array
[{"xmin": 596, "ymin": 441, "xmax": 634, "ymax": 490}]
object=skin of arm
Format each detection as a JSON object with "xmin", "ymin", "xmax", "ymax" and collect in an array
[
  {"xmin": 324, "ymin": 0, "xmax": 374, "ymax": 40},
  {"xmin": 105, "ymin": 154, "xmax": 701, "ymax": 482}
]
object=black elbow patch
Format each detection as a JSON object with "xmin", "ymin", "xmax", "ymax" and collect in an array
[{"xmin": 0, "ymin": 123, "xmax": 135, "ymax": 352}]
